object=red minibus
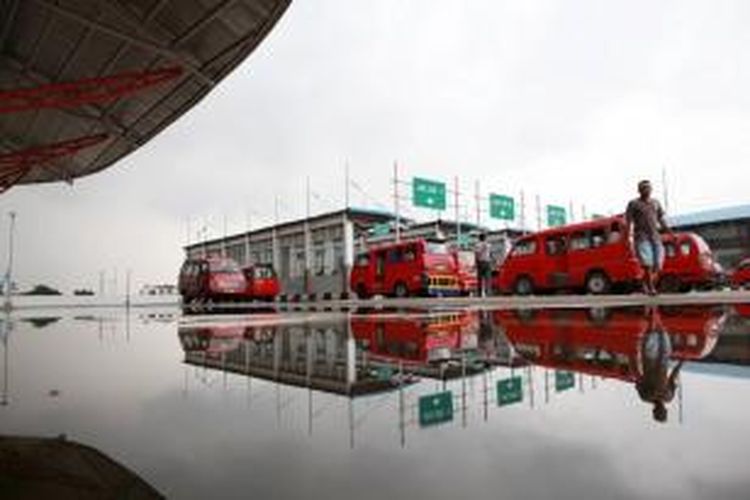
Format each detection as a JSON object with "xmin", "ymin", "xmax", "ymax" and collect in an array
[
  {"xmin": 729, "ymin": 257, "xmax": 750, "ymax": 289},
  {"xmin": 659, "ymin": 232, "xmax": 725, "ymax": 292},
  {"xmin": 350, "ymin": 239, "xmax": 460, "ymax": 298},
  {"xmin": 178, "ymin": 256, "xmax": 247, "ymax": 303},
  {"xmin": 242, "ymin": 263, "xmax": 280, "ymax": 302},
  {"xmin": 495, "ymin": 216, "xmax": 643, "ymax": 295}
]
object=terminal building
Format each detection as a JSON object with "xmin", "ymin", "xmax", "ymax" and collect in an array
[
  {"xmin": 670, "ymin": 205, "xmax": 750, "ymax": 268},
  {"xmin": 183, "ymin": 207, "xmax": 518, "ymax": 298}
]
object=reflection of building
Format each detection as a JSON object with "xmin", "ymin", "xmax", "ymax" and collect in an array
[{"xmin": 179, "ymin": 318, "xmax": 396, "ymax": 396}]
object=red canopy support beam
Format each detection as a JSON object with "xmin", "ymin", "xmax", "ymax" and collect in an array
[
  {"xmin": 0, "ymin": 66, "xmax": 183, "ymax": 114},
  {"xmin": 0, "ymin": 133, "xmax": 109, "ymax": 194}
]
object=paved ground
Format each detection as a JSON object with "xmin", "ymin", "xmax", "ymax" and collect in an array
[{"xmin": 182, "ymin": 289, "xmax": 750, "ymax": 315}]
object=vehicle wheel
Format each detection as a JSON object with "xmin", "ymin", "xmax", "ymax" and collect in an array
[
  {"xmin": 514, "ymin": 276, "xmax": 534, "ymax": 296},
  {"xmin": 394, "ymin": 282, "xmax": 409, "ymax": 298},
  {"xmin": 585, "ymin": 271, "xmax": 611, "ymax": 295},
  {"xmin": 356, "ymin": 284, "xmax": 370, "ymax": 300},
  {"xmin": 658, "ymin": 274, "xmax": 682, "ymax": 293}
]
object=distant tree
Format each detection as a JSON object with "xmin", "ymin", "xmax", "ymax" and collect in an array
[
  {"xmin": 73, "ymin": 289, "xmax": 95, "ymax": 296},
  {"xmin": 23, "ymin": 284, "xmax": 62, "ymax": 296}
]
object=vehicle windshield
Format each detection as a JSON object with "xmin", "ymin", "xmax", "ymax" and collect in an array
[
  {"xmin": 693, "ymin": 235, "xmax": 712, "ymax": 254},
  {"xmin": 208, "ymin": 259, "xmax": 241, "ymax": 273},
  {"xmin": 457, "ymin": 251, "xmax": 476, "ymax": 268},
  {"xmin": 426, "ymin": 242, "xmax": 449, "ymax": 255},
  {"xmin": 254, "ymin": 266, "xmax": 276, "ymax": 279}
]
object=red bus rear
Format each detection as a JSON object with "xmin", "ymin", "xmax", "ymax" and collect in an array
[
  {"xmin": 242, "ymin": 264, "xmax": 280, "ymax": 302},
  {"xmin": 350, "ymin": 239, "xmax": 460, "ymax": 298},
  {"xmin": 659, "ymin": 232, "xmax": 725, "ymax": 292},
  {"xmin": 495, "ymin": 216, "xmax": 642, "ymax": 295}
]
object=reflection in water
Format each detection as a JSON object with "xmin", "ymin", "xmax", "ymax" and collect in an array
[
  {"xmin": 177, "ymin": 304, "xmax": 729, "ymax": 441},
  {"xmin": 1, "ymin": 311, "xmax": 10, "ymax": 406},
  {"xmin": 495, "ymin": 305, "xmax": 726, "ymax": 422}
]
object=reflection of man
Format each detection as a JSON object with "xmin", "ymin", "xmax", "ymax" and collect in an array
[{"xmin": 634, "ymin": 306, "xmax": 683, "ymax": 422}]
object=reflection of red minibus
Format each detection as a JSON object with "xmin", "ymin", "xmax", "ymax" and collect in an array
[
  {"xmin": 453, "ymin": 249, "xmax": 478, "ymax": 295},
  {"xmin": 242, "ymin": 264, "xmax": 280, "ymax": 302},
  {"xmin": 352, "ymin": 312, "xmax": 474, "ymax": 365},
  {"xmin": 659, "ymin": 232, "xmax": 725, "ymax": 292},
  {"xmin": 495, "ymin": 216, "xmax": 643, "ymax": 295},
  {"xmin": 178, "ymin": 256, "xmax": 247, "ymax": 302},
  {"xmin": 350, "ymin": 239, "xmax": 460, "ymax": 298},
  {"xmin": 495, "ymin": 307, "xmax": 723, "ymax": 381}
]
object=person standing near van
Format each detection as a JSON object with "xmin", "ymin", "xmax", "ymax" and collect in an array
[
  {"xmin": 475, "ymin": 233, "xmax": 492, "ymax": 297},
  {"xmin": 626, "ymin": 180, "xmax": 672, "ymax": 295}
]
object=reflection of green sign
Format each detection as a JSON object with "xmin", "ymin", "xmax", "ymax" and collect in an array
[
  {"xmin": 413, "ymin": 177, "xmax": 447, "ymax": 210},
  {"xmin": 374, "ymin": 365, "xmax": 394, "ymax": 381},
  {"xmin": 372, "ymin": 223, "xmax": 390, "ymax": 237},
  {"xmin": 490, "ymin": 194, "xmax": 515, "ymax": 220},
  {"xmin": 547, "ymin": 205, "xmax": 567, "ymax": 227},
  {"xmin": 418, "ymin": 391, "xmax": 454, "ymax": 426},
  {"xmin": 555, "ymin": 371, "xmax": 575, "ymax": 392},
  {"xmin": 497, "ymin": 376, "xmax": 523, "ymax": 406},
  {"xmin": 592, "ymin": 213, "xmax": 606, "ymax": 220}
]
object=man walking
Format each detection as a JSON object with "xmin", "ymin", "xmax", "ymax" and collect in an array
[
  {"xmin": 475, "ymin": 233, "xmax": 492, "ymax": 297},
  {"xmin": 626, "ymin": 180, "xmax": 672, "ymax": 295}
]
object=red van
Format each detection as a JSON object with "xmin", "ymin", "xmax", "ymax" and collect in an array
[
  {"xmin": 729, "ymin": 257, "xmax": 750, "ymax": 289},
  {"xmin": 659, "ymin": 232, "xmax": 725, "ymax": 292},
  {"xmin": 178, "ymin": 256, "xmax": 247, "ymax": 303},
  {"xmin": 242, "ymin": 264, "xmax": 280, "ymax": 302},
  {"xmin": 453, "ymin": 249, "xmax": 478, "ymax": 295},
  {"xmin": 350, "ymin": 239, "xmax": 460, "ymax": 298},
  {"xmin": 495, "ymin": 216, "xmax": 642, "ymax": 295}
]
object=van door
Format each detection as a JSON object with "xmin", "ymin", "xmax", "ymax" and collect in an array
[
  {"xmin": 542, "ymin": 234, "xmax": 568, "ymax": 290},
  {"xmin": 374, "ymin": 250, "xmax": 388, "ymax": 294}
]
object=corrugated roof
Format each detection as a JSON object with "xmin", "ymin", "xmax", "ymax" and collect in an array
[
  {"xmin": 669, "ymin": 205, "xmax": 750, "ymax": 228},
  {"xmin": 1, "ymin": 0, "xmax": 290, "ymax": 189}
]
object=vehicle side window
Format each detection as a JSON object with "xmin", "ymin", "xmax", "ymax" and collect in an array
[
  {"xmin": 513, "ymin": 239, "xmax": 537, "ymax": 256},
  {"xmin": 375, "ymin": 252, "xmax": 386, "ymax": 276},
  {"xmin": 355, "ymin": 253, "xmax": 370, "ymax": 266},
  {"xmin": 664, "ymin": 243, "xmax": 676, "ymax": 258},
  {"xmin": 569, "ymin": 232, "xmax": 589, "ymax": 251},
  {"xmin": 591, "ymin": 228, "xmax": 606, "ymax": 247},
  {"xmin": 388, "ymin": 248, "xmax": 403, "ymax": 263},
  {"xmin": 609, "ymin": 222, "xmax": 622, "ymax": 243},
  {"xmin": 545, "ymin": 236, "xmax": 566, "ymax": 256},
  {"xmin": 680, "ymin": 242, "xmax": 692, "ymax": 256},
  {"xmin": 404, "ymin": 245, "xmax": 417, "ymax": 261}
]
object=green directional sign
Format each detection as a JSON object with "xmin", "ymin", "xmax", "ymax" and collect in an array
[
  {"xmin": 497, "ymin": 376, "xmax": 523, "ymax": 406},
  {"xmin": 555, "ymin": 370, "xmax": 575, "ymax": 392},
  {"xmin": 490, "ymin": 194, "xmax": 515, "ymax": 221},
  {"xmin": 413, "ymin": 177, "xmax": 447, "ymax": 210},
  {"xmin": 591, "ymin": 213, "xmax": 606, "ymax": 220},
  {"xmin": 547, "ymin": 205, "xmax": 567, "ymax": 227},
  {"xmin": 372, "ymin": 222, "xmax": 391, "ymax": 237},
  {"xmin": 418, "ymin": 391, "xmax": 454, "ymax": 427}
]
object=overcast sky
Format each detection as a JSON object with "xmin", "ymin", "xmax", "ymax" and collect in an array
[{"xmin": 1, "ymin": 0, "xmax": 749, "ymax": 293}]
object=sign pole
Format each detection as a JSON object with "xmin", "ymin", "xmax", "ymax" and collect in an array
[
  {"xmin": 520, "ymin": 190, "xmax": 526, "ymax": 232},
  {"xmin": 536, "ymin": 195, "xmax": 542, "ymax": 231},
  {"xmin": 394, "ymin": 161, "xmax": 401, "ymax": 243},
  {"xmin": 475, "ymin": 180, "xmax": 481, "ymax": 227},
  {"xmin": 454, "ymin": 176, "xmax": 460, "ymax": 244}
]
